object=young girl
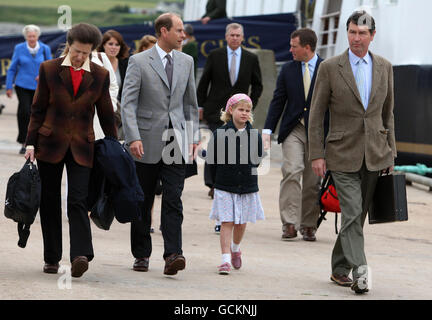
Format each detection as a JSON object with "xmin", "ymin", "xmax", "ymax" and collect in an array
[{"xmin": 207, "ymin": 93, "xmax": 265, "ymax": 275}]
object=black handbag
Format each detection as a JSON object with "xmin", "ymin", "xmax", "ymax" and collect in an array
[
  {"xmin": 90, "ymin": 177, "xmax": 115, "ymax": 230},
  {"xmin": 369, "ymin": 173, "xmax": 408, "ymax": 224},
  {"xmin": 4, "ymin": 159, "xmax": 41, "ymax": 248}
]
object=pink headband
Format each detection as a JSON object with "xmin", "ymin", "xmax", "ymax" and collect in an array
[{"xmin": 225, "ymin": 94, "xmax": 252, "ymax": 111}]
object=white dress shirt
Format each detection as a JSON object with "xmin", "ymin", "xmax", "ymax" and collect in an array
[{"xmin": 155, "ymin": 42, "xmax": 173, "ymax": 68}]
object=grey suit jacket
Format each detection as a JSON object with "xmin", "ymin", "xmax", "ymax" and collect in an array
[
  {"xmin": 308, "ymin": 50, "xmax": 396, "ymax": 172},
  {"xmin": 121, "ymin": 46, "xmax": 199, "ymax": 164}
]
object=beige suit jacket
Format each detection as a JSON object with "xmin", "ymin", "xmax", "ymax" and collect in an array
[{"xmin": 308, "ymin": 50, "xmax": 396, "ymax": 172}]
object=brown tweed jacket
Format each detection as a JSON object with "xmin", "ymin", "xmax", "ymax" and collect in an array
[
  {"xmin": 26, "ymin": 57, "xmax": 117, "ymax": 168},
  {"xmin": 308, "ymin": 50, "xmax": 396, "ymax": 172}
]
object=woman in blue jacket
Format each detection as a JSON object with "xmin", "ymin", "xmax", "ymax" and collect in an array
[{"xmin": 6, "ymin": 24, "xmax": 51, "ymax": 154}]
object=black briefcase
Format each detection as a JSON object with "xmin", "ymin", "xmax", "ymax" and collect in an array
[{"xmin": 369, "ymin": 174, "xmax": 408, "ymax": 224}]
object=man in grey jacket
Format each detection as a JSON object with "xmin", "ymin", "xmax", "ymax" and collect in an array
[{"xmin": 121, "ymin": 13, "xmax": 199, "ymax": 276}]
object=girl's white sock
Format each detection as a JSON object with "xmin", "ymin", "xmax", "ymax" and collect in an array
[
  {"xmin": 222, "ymin": 254, "xmax": 231, "ymax": 265},
  {"xmin": 231, "ymin": 242, "xmax": 241, "ymax": 253}
]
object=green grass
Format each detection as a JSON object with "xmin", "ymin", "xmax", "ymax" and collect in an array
[
  {"xmin": 0, "ymin": 0, "xmax": 183, "ymax": 12},
  {"xmin": 0, "ymin": 4, "xmax": 172, "ymax": 27},
  {"xmin": 0, "ymin": 1, "xmax": 184, "ymax": 27}
]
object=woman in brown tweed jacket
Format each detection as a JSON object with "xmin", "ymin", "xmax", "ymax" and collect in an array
[{"xmin": 24, "ymin": 23, "xmax": 117, "ymax": 278}]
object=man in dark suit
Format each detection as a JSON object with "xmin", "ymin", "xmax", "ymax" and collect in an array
[
  {"xmin": 263, "ymin": 28, "xmax": 323, "ymax": 242},
  {"xmin": 25, "ymin": 23, "xmax": 117, "ymax": 278},
  {"xmin": 201, "ymin": 0, "xmax": 227, "ymax": 24},
  {"xmin": 197, "ymin": 22, "xmax": 263, "ymax": 208}
]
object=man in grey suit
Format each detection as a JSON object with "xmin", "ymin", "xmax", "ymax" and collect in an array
[
  {"xmin": 121, "ymin": 13, "xmax": 199, "ymax": 276},
  {"xmin": 308, "ymin": 11, "xmax": 396, "ymax": 294}
]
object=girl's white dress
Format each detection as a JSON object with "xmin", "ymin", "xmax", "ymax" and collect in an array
[{"xmin": 210, "ymin": 189, "xmax": 265, "ymax": 224}]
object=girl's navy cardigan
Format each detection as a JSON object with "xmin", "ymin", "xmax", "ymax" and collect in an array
[{"xmin": 207, "ymin": 120, "xmax": 263, "ymax": 194}]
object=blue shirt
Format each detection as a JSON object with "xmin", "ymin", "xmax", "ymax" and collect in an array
[
  {"xmin": 348, "ymin": 49, "xmax": 373, "ymax": 109},
  {"xmin": 6, "ymin": 41, "xmax": 51, "ymax": 91},
  {"xmin": 227, "ymin": 46, "xmax": 242, "ymax": 83},
  {"xmin": 301, "ymin": 54, "xmax": 318, "ymax": 78}
]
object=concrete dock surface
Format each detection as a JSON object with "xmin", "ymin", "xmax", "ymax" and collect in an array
[{"xmin": 0, "ymin": 93, "xmax": 431, "ymax": 300}]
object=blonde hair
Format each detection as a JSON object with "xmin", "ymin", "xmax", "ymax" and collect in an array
[
  {"xmin": 134, "ymin": 35, "xmax": 157, "ymax": 54},
  {"xmin": 220, "ymin": 100, "xmax": 254, "ymax": 124}
]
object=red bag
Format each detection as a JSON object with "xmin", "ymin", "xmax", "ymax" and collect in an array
[
  {"xmin": 321, "ymin": 183, "xmax": 341, "ymax": 213},
  {"xmin": 317, "ymin": 171, "xmax": 341, "ymax": 234}
]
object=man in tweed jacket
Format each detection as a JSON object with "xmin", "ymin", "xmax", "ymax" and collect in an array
[{"xmin": 308, "ymin": 11, "xmax": 396, "ymax": 294}]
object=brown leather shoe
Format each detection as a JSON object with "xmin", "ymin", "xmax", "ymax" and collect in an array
[
  {"xmin": 164, "ymin": 253, "xmax": 186, "ymax": 275},
  {"xmin": 301, "ymin": 227, "xmax": 317, "ymax": 241},
  {"xmin": 133, "ymin": 258, "xmax": 149, "ymax": 272},
  {"xmin": 281, "ymin": 224, "xmax": 297, "ymax": 240},
  {"xmin": 331, "ymin": 274, "xmax": 353, "ymax": 287},
  {"xmin": 71, "ymin": 256, "xmax": 89, "ymax": 278},
  {"xmin": 43, "ymin": 263, "xmax": 59, "ymax": 274}
]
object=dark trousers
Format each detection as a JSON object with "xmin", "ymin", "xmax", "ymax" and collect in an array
[
  {"xmin": 15, "ymin": 86, "xmax": 35, "ymax": 144},
  {"xmin": 204, "ymin": 121, "xmax": 223, "ymax": 188},
  {"xmin": 37, "ymin": 150, "xmax": 93, "ymax": 264},
  {"xmin": 131, "ymin": 161, "xmax": 186, "ymax": 259}
]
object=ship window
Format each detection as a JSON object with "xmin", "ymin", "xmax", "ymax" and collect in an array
[
  {"xmin": 327, "ymin": 0, "xmax": 342, "ymax": 13},
  {"xmin": 317, "ymin": 0, "xmax": 342, "ymax": 59}
]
